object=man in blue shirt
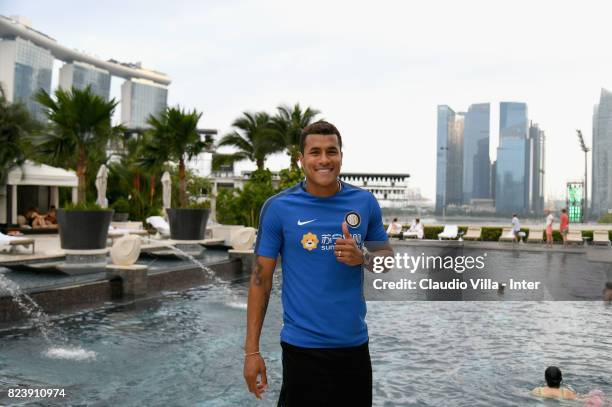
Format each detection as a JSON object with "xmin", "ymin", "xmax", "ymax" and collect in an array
[{"xmin": 243, "ymin": 121, "xmax": 390, "ymax": 406}]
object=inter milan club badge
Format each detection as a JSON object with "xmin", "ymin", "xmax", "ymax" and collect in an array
[{"xmin": 345, "ymin": 211, "xmax": 361, "ymax": 228}]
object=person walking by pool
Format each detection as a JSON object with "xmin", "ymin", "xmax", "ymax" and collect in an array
[
  {"xmin": 545, "ymin": 209, "xmax": 554, "ymax": 248},
  {"xmin": 511, "ymin": 213, "xmax": 521, "ymax": 243},
  {"xmin": 243, "ymin": 121, "xmax": 391, "ymax": 406},
  {"xmin": 531, "ymin": 366, "xmax": 577, "ymax": 400},
  {"xmin": 560, "ymin": 208, "xmax": 569, "ymax": 247}
]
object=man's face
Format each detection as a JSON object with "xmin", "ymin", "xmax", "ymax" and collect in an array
[{"xmin": 299, "ymin": 134, "xmax": 342, "ymax": 188}]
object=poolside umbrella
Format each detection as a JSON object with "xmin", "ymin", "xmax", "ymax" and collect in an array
[
  {"xmin": 95, "ymin": 164, "xmax": 108, "ymax": 208},
  {"xmin": 162, "ymin": 171, "xmax": 171, "ymax": 210}
]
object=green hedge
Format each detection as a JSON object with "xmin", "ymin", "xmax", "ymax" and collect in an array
[{"xmin": 383, "ymin": 224, "xmax": 612, "ymax": 243}]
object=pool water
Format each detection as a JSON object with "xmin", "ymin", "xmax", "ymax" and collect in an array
[{"xmin": 0, "ymin": 273, "xmax": 611, "ymax": 406}]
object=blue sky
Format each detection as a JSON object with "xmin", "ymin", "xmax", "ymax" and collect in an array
[{"xmin": 4, "ymin": 0, "xmax": 612, "ymax": 201}]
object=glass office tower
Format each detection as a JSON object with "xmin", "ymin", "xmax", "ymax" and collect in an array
[
  {"xmin": 592, "ymin": 88, "xmax": 612, "ymax": 217},
  {"xmin": 529, "ymin": 123, "xmax": 545, "ymax": 213},
  {"xmin": 121, "ymin": 78, "xmax": 168, "ymax": 128},
  {"xmin": 436, "ymin": 105, "xmax": 454, "ymax": 213},
  {"xmin": 59, "ymin": 61, "xmax": 111, "ymax": 100},
  {"xmin": 462, "ymin": 103, "xmax": 490, "ymax": 204},
  {"xmin": 496, "ymin": 102, "xmax": 529, "ymax": 213},
  {"xmin": 0, "ymin": 36, "xmax": 53, "ymax": 121}
]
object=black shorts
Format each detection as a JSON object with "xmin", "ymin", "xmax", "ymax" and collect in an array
[{"xmin": 277, "ymin": 341, "xmax": 372, "ymax": 407}]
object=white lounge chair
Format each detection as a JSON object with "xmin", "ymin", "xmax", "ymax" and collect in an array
[
  {"xmin": 463, "ymin": 227, "xmax": 482, "ymax": 241},
  {"xmin": 593, "ymin": 231, "xmax": 611, "ymax": 246},
  {"xmin": 526, "ymin": 228, "xmax": 544, "ymax": 243},
  {"xmin": 146, "ymin": 216, "xmax": 170, "ymax": 238},
  {"xmin": 438, "ymin": 225, "xmax": 458, "ymax": 240},
  {"xmin": 499, "ymin": 227, "xmax": 516, "ymax": 242},
  {"xmin": 0, "ymin": 232, "xmax": 35, "ymax": 254},
  {"xmin": 566, "ymin": 230, "xmax": 584, "ymax": 245}
]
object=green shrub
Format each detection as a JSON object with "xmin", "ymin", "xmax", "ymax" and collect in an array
[
  {"xmin": 63, "ymin": 201, "xmax": 105, "ymax": 211},
  {"xmin": 111, "ymin": 197, "xmax": 130, "ymax": 213},
  {"xmin": 188, "ymin": 200, "xmax": 211, "ymax": 210},
  {"xmin": 597, "ymin": 213, "xmax": 612, "ymax": 224}
]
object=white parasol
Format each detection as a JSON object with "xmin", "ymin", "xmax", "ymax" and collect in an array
[
  {"xmin": 161, "ymin": 171, "xmax": 172, "ymax": 210},
  {"xmin": 95, "ymin": 164, "xmax": 108, "ymax": 208}
]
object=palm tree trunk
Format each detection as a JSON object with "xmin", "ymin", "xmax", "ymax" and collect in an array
[
  {"xmin": 76, "ymin": 148, "xmax": 87, "ymax": 204},
  {"xmin": 256, "ymin": 158, "xmax": 264, "ymax": 171},
  {"xmin": 179, "ymin": 158, "xmax": 187, "ymax": 208},
  {"xmin": 149, "ymin": 174, "xmax": 156, "ymax": 205}
]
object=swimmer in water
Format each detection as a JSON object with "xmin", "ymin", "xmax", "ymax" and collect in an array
[{"xmin": 532, "ymin": 366, "xmax": 577, "ymax": 400}]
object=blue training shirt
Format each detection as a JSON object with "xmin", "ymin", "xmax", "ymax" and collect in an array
[{"xmin": 255, "ymin": 180, "xmax": 388, "ymax": 348}]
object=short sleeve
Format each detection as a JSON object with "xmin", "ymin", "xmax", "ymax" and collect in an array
[
  {"xmin": 366, "ymin": 194, "xmax": 388, "ymax": 242},
  {"xmin": 254, "ymin": 198, "xmax": 283, "ymax": 258}
]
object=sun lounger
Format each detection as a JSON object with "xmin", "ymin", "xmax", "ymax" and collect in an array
[
  {"xmin": 463, "ymin": 227, "xmax": 481, "ymax": 241},
  {"xmin": 146, "ymin": 216, "xmax": 170, "ymax": 238},
  {"xmin": 592, "ymin": 231, "xmax": 611, "ymax": 246},
  {"xmin": 526, "ymin": 228, "xmax": 544, "ymax": 243},
  {"xmin": 566, "ymin": 230, "xmax": 584, "ymax": 245},
  {"xmin": 499, "ymin": 227, "xmax": 516, "ymax": 242},
  {"xmin": 0, "ymin": 232, "xmax": 35, "ymax": 254},
  {"xmin": 438, "ymin": 225, "xmax": 458, "ymax": 240}
]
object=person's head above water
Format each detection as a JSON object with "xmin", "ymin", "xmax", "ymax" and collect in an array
[{"xmin": 545, "ymin": 366, "xmax": 563, "ymax": 388}]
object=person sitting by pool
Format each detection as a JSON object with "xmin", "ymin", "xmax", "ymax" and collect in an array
[
  {"xmin": 531, "ymin": 366, "xmax": 577, "ymax": 400},
  {"xmin": 386, "ymin": 218, "xmax": 403, "ymax": 239},
  {"xmin": 44, "ymin": 205, "xmax": 57, "ymax": 225},
  {"xmin": 24, "ymin": 207, "xmax": 53, "ymax": 228},
  {"xmin": 405, "ymin": 218, "xmax": 424, "ymax": 239}
]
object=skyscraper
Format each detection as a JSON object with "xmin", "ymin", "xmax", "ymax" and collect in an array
[
  {"xmin": 462, "ymin": 103, "xmax": 490, "ymax": 203},
  {"xmin": 58, "ymin": 61, "xmax": 111, "ymax": 100},
  {"xmin": 496, "ymin": 102, "xmax": 529, "ymax": 213},
  {"xmin": 592, "ymin": 88, "xmax": 612, "ymax": 217},
  {"xmin": 529, "ymin": 122, "xmax": 545, "ymax": 213},
  {"xmin": 121, "ymin": 78, "xmax": 168, "ymax": 128},
  {"xmin": 436, "ymin": 105, "xmax": 454, "ymax": 213},
  {"xmin": 0, "ymin": 36, "xmax": 53, "ymax": 121},
  {"xmin": 435, "ymin": 105, "xmax": 463, "ymax": 213}
]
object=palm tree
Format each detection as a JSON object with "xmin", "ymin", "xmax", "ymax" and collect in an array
[
  {"xmin": 272, "ymin": 103, "xmax": 320, "ymax": 169},
  {"xmin": 146, "ymin": 106, "xmax": 212, "ymax": 208},
  {"xmin": 0, "ymin": 91, "xmax": 39, "ymax": 184},
  {"xmin": 213, "ymin": 111, "xmax": 283, "ymax": 171},
  {"xmin": 33, "ymin": 86, "xmax": 122, "ymax": 203}
]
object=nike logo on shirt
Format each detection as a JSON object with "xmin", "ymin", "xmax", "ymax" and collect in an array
[{"xmin": 297, "ymin": 219, "xmax": 316, "ymax": 226}]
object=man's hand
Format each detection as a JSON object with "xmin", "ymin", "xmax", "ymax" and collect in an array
[
  {"xmin": 334, "ymin": 222, "xmax": 364, "ymax": 266},
  {"xmin": 243, "ymin": 354, "xmax": 268, "ymax": 399}
]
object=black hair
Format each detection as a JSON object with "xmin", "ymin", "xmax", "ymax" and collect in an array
[
  {"xmin": 393, "ymin": 218, "xmax": 398, "ymax": 222},
  {"xmin": 545, "ymin": 366, "xmax": 562, "ymax": 388},
  {"xmin": 300, "ymin": 121, "xmax": 342, "ymax": 154}
]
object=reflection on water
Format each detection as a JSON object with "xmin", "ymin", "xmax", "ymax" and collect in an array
[{"xmin": 0, "ymin": 274, "xmax": 610, "ymax": 406}]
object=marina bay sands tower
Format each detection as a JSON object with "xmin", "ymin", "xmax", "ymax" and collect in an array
[{"xmin": 0, "ymin": 15, "xmax": 170, "ymax": 127}]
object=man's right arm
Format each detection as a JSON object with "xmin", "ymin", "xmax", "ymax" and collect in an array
[{"xmin": 243, "ymin": 255, "xmax": 277, "ymax": 399}]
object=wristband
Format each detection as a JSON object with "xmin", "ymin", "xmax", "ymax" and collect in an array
[{"xmin": 244, "ymin": 351, "xmax": 261, "ymax": 358}]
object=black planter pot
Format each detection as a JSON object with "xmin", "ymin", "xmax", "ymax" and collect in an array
[
  {"xmin": 57, "ymin": 209, "xmax": 114, "ymax": 250},
  {"xmin": 166, "ymin": 208, "xmax": 210, "ymax": 240}
]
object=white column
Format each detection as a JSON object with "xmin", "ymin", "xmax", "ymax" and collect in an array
[
  {"xmin": 11, "ymin": 185, "xmax": 17, "ymax": 224},
  {"xmin": 50, "ymin": 186, "xmax": 59, "ymax": 208},
  {"xmin": 71, "ymin": 187, "xmax": 78, "ymax": 203},
  {"xmin": 0, "ymin": 184, "xmax": 6, "ymax": 224}
]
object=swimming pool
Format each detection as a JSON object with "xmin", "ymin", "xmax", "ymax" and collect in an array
[{"xmin": 0, "ymin": 254, "xmax": 611, "ymax": 406}]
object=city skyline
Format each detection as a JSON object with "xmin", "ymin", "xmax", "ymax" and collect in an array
[{"xmin": 3, "ymin": 0, "xmax": 612, "ymax": 202}]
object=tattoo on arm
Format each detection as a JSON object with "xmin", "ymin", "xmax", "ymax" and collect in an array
[{"xmin": 253, "ymin": 260, "xmax": 264, "ymax": 286}]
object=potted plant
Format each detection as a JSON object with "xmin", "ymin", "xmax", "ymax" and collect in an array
[
  {"xmin": 33, "ymin": 86, "xmax": 122, "ymax": 250},
  {"xmin": 146, "ymin": 106, "xmax": 213, "ymax": 240},
  {"xmin": 111, "ymin": 197, "xmax": 131, "ymax": 222}
]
